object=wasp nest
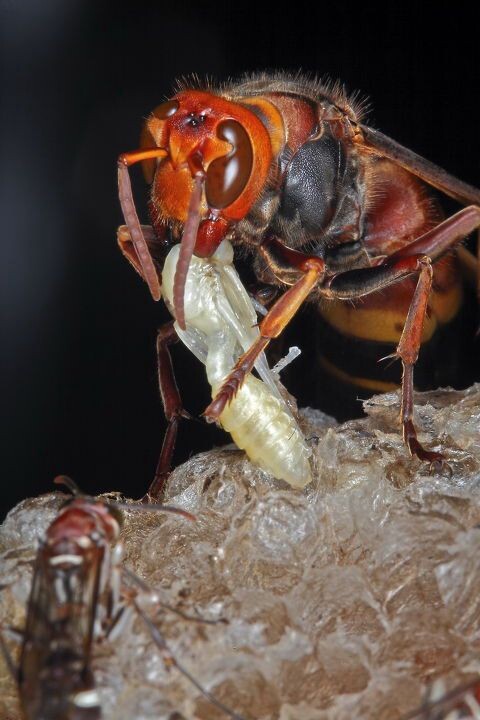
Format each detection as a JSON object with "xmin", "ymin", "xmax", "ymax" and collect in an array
[{"xmin": 1, "ymin": 385, "xmax": 479, "ymax": 719}]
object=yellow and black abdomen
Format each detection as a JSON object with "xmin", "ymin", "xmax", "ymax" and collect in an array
[{"xmin": 310, "ymin": 252, "xmax": 477, "ymax": 420}]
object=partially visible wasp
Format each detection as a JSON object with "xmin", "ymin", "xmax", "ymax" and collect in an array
[
  {"xmin": 118, "ymin": 72, "xmax": 479, "ymax": 477},
  {"xmin": 0, "ymin": 478, "xmax": 244, "ymax": 720},
  {"xmin": 160, "ymin": 236, "xmax": 312, "ymax": 490}
]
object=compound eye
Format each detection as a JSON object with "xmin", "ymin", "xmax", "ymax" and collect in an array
[
  {"xmin": 153, "ymin": 100, "xmax": 179, "ymax": 119},
  {"xmin": 205, "ymin": 119, "xmax": 253, "ymax": 209}
]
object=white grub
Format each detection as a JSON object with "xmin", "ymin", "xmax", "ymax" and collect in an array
[{"xmin": 161, "ymin": 240, "xmax": 312, "ymax": 489}]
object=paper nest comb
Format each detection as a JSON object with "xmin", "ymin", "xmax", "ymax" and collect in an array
[{"xmin": 1, "ymin": 385, "xmax": 479, "ymax": 719}]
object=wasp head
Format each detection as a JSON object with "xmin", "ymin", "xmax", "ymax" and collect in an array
[
  {"xmin": 142, "ymin": 90, "xmax": 273, "ymax": 229},
  {"xmin": 119, "ymin": 88, "xmax": 277, "ymax": 326}
]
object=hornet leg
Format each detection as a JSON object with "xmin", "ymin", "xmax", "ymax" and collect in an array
[
  {"xmin": 327, "ymin": 206, "xmax": 480, "ymax": 462},
  {"xmin": 147, "ymin": 321, "xmax": 191, "ymax": 500},
  {"xmin": 204, "ymin": 239, "xmax": 325, "ymax": 421}
]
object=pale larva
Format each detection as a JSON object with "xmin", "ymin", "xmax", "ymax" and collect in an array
[{"xmin": 161, "ymin": 240, "xmax": 312, "ymax": 489}]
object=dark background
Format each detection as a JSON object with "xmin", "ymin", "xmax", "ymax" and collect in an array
[{"xmin": 1, "ymin": 1, "xmax": 479, "ymax": 517}]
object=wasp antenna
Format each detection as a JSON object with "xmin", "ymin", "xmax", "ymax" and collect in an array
[
  {"xmin": 122, "ymin": 566, "xmax": 227, "ymax": 625},
  {"xmin": 53, "ymin": 475, "xmax": 81, "ymax": 496},
  {"xmin": 134, "ymin": 603, "xmax": 246, "ymax": 720},
  {"xmin": 108, "ymin": 500, "xmax": 196, "ymax": 522},
  {"xmin": 173, "ymin": 174, "xmax": 204, "ymax": 330}
]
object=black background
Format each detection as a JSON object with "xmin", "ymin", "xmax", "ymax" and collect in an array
[{"xmin": 1, "ymin": 1, "xmax": 479, "ymax": 517}]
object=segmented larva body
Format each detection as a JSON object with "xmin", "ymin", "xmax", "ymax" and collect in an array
[{"xmin": 161, "ymin": 240, "xmax": 312, "ymax": 489}]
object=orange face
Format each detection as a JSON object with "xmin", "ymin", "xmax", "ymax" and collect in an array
[
  {"xmin": 120, "ymin": 88, "xmax": 285, "ymax": 321},
  {"xmin": 141, "ymin": 90, "xmax": 277, "ymax": 227}
]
